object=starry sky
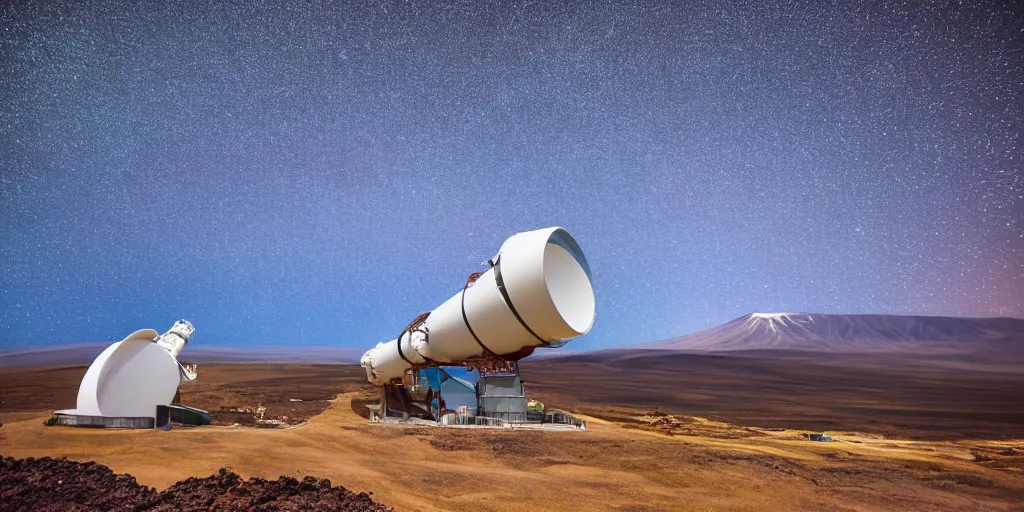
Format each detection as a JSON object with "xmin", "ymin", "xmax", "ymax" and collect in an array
[{"xmin": 1, "ymin": 1, "xmax": 1022, "ymax": 350}]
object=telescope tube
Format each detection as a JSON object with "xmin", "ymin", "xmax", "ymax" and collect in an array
[{"xmin": 360, "ymin": 227, "xmax": 594, "ymax": 385}]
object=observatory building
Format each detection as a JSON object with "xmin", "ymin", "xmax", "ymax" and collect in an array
[
  {"xmin": 361, "ymin": 227, "xmax": 594, "ymax": 427},
  {"xmin": 51, "ymin": 320, "xmax": 210, "ymax": 429}
]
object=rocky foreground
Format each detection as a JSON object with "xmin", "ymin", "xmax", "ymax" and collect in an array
[{"xmin": 0, "ymin": 456, "xmax": 392, "ymax": 511}]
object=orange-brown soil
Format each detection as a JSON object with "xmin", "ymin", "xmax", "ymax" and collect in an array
[{"xmin": 2, "ymin": 356, "xmax": 1023, "ymax": 511}]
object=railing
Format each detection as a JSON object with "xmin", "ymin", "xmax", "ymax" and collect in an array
[
  {"xmin": 476, "ymin": 411, "xmax": 529, "ymax": 424},
  {"xmin": 50, "ymin": 414, "xmax": 155, "ymax": 429},
  {"xmin": 472, "ymin": 416, "xmax": 505, "ymax": 427},
  {"xmin": 380, "ymin": 408, "xmax": 586, "ymax": 429}
]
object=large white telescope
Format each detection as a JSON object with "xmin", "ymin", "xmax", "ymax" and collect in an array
[{"xmin": 361, "ymin": 227, "xmax": 595, "ymax": 386}]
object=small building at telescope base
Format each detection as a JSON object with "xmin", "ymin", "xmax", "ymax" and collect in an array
[
  {"xmin": 378, "ymin": 361, "xmax": 579, "ymax": 428},
  {"xmin": 477, "ymin": 374, "xmax": 527, "ymax": 424}
]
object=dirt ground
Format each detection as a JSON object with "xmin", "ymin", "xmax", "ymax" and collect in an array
[
  {"xmin": 523, "ymin": 350, "xmax": 1024, "ymax": 440},
  {"xmin": 2, "ymin": 360, "xmax": 1023, "ymax": 511}
]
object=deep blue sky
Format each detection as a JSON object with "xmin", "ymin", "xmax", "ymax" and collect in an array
[{"xmin": 1, "ymin": 1, "xmax": 1022, "ymax": 350}]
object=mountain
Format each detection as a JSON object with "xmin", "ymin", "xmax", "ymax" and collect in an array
[
  {"xmin": 0, "ymin": 343, "xmax": 366, "ymax": 367},
  {"xmin": 639, "ymin": 312, "xmax": 1024, "ymax": 354}
]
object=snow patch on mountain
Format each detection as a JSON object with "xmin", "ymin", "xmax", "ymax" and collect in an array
[{"xmin": 748, "ymin": 312, "xmax": 812, "ymax": 333}]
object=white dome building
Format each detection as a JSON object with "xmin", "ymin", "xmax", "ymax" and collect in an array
[{"xmin": 52, "ymin": 320, "xmax": 200, "ymax": 429}]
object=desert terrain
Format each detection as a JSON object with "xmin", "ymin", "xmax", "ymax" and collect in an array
[
  {"xmin": 2, "ymin": 352, "xmax": 1023, "ymax": 511},
  {"xmin": 525, "ymin": 349, "xmax": 1024, "ymax": 440}
]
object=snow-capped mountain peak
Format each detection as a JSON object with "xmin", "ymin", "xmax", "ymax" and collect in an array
[{"xmin": 747, "ymin": 312, "xmax": 812, "ymax": 333}]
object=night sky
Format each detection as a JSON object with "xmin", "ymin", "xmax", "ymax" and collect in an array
[{"xmin": 1, "ymin": 1, "xmax": 1022, "ymax": 350}]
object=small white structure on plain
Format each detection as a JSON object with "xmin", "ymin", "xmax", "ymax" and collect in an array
[
  {"xmin": 52, "ymin": 320, "xmax": 197, "ymax": 428},
  {"xmin": 361, "ymin": 227, "xmax": 595, "ymax": 386}
]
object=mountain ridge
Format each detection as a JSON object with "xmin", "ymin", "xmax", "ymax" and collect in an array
[
  {"xmin": 4, "ymin": 313, "xmax": 1022, "ymax": 367},
  {"xmin": 0, "ymin": 343, "xmax": 366, "ymax": 367},
  {"xmin": 639, "ymin": 312, "xmax": 1024, "ymax": 353}
]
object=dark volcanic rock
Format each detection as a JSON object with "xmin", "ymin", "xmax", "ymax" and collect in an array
[
  {"xmin": 149, "ymin": 469, "xmax": 390, "ymax": 512},
  {"xmin": 0, "ymin": 456, "xmax": 391, "ymax": 512},
  {"xmin": 0, "ymin": 456, "xmax": 158, "ymax": 511}
]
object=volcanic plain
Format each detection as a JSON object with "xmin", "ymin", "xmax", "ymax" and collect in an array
[{"xmin": 2, "ymin": 349, "xmax": 1023, "ymax": 511}]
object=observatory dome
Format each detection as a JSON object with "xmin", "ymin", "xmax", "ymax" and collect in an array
[{"xmin": 53, "ymin": 320, "xmax": 198, "ymax": 428}]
